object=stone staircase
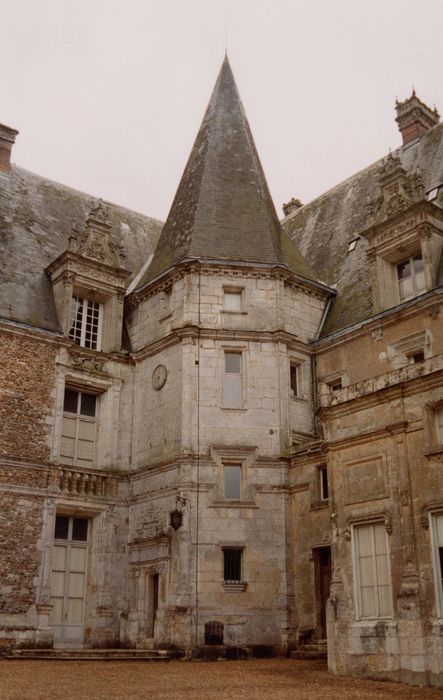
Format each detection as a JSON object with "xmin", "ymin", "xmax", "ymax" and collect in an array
[
  {"xmin": 290, "ymin": 639, "xmax": 327, "ymax": 660},
  {"xmin": 9, "ymin": 647, "xmax": 184, "ymax": 661}
]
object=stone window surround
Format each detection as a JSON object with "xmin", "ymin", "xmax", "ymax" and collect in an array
[
  {"xmin": 372, "ymin": 225, "xmax": 441, "ymax": 311},
  {"xmin": 429, "ymin": 510, "xmax": 443, "ymax": 620},
  {"xmin": 222, "ymin": 285, "xmax": 247, "ymax": 315},
  {"xmin": 288, "ymin": 351, "xmax": 309, "ymax": 401},
  {"xmin": 319, "ymin": 370, "xmax": 348, "ymax": 397},
  {"xmin": 387, "ymin": 329, "xmax": 432, "ymax": 369},
  {"xmin": 209, "ymin": 445, "xmax": 257, "ymax": 505},
  {"xmin": 51, "ymin": 364, "xmax": 121, "ymax": 471},
  {"xmin": 218, "ymin": 542, "xmax": 247, "ymax": 592},
  {"xmin": 351, "ymin": 520, "xmax": 394, "ymax": 622}
]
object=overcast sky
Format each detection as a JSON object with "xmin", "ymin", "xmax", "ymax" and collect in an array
[{"xmin": 2, "ymin": 0, "xmax": 443, "ymax": 221}]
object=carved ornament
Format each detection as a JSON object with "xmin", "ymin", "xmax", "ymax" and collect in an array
[{"xmin": 152, "ymin": 364, "xmax": 168, "ymax": 390}]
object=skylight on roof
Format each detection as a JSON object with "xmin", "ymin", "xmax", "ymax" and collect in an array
[
  {"xmin": 348, "ymin": 238, "xmax": 359, "ymax": 252},
  {"xmin": 427, "ymin": 186, "xmax": 441, "ymax": 201}
]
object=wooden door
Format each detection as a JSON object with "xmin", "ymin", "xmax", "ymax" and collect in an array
[
  {"xmin": 50, "ymin": 516, "xmax": 89, "ymax": 647},
  {"xmin": 315, "ymin": 547, "xmax": 331, "ymax": 639}
]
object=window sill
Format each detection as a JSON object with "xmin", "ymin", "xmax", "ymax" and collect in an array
[
  {"xmin": 221, "ymin": 310, "xmax": 248, "ymax": 315},
  {"xmin": 309, "ymin": 500, "xmax": 329, "ymax": 511},
  {"xmin": 221, "ymin": 407, "xmax": 247, "ymax": 413},
  {"xmin": 210, "ymin": 500, "xmax": 258, "ymax": 509},
  {"xmin": 425, "ymin": 446, "xmax": 443, "ymax": 459},
  {"xmin": 222, "ymin": 582, "xmax": 247, "ymax": 592},
  {"xmin": 290, "ymin": 395, "xmax": 308, "ymax": 403},
  {"xmin": 159, "ymin": 313, "xmax": 172, "ymax": 323}
]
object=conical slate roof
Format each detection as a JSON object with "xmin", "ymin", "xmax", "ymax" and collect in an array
[{"xmin": 137, "ymin": 56, "xmax": 317, "ymax": 288}]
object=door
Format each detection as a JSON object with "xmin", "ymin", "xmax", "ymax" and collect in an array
[
  {"xmin": 314, "ymin": 547, "xmax": 332, "ymax": 639},
  {"xmin": 50, "ymin": 515, "xmax": 89, "ymax": 647}
]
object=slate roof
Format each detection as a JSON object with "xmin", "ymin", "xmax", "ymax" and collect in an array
[
  {"xmin": 282, "ymin": 121, "xmax": 443, "ymax": 337},
  {"xmin": 137, "ymin": 56, "xmax": 318, "ymax": 289},
  {"xmin": 0, "ymin": 166, "xmax": 163, "ymax": 332}
]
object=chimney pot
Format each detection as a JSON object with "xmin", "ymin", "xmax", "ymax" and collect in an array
[
  {"xmin": 0, "ymin": 123, "xmax": 19, "ymax": 174},
  {"xmin": 395, "ymin": 92, "xmax": 439, "ymax": 146}
]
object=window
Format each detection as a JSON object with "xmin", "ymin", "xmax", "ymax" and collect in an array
[
  {"xmin": 427, "ymin": 186, "xmax": 441, "ymax": 202},
  {"xmin": 290, "ymin": 364, "xmax": 299, "ymax": 397},
  {"xmin": 60, "ymin": 388, "xmax": 97, "ymax": 467},
  {"xmin": 353, "ymin": 522, "xmax": 392, "ymax": 619},
  {"xmin": 223, "ymin": 352, "xmax": 242, "ymax": 408},
  {"xmin": 223, "ymin": 548, "xmax": 242, "ymax": 583},
  {"xmin": 69, "ymin": 296, "xmax": 102, "ymax": 350},
  {"xmin": 436, "ymin": 406, "xmax": 443, "ymax": 444},
  {"xmin": 327, "ymin": 378, "xmax": 342, "ymax": 392},
  {"xmin": 319, "ymin": 466, "xmax": 329, "ymax": 501},
  {"xmin": 431, "ymin": 513, "xmax": 443, "ymax": 616},
  {"xmin": 409, "ymin": 350, "xmax": 425, "ymax": 364},
  {"xmin": 224, "ymin": 289, "xmax": 242, "ymax": 312},
  {"xmin": 397, "ymin": 254, "xmax": 426, "ymax": 302},
  {"xmin": 348, "ymin": 238, "xmax": 359, "ymax": 252},
  {"xmin": 224, "ymin": 464, "xmax": 241, "ymax": 500}
]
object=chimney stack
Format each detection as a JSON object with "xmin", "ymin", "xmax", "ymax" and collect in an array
[
  {"xmin": 0, "ymin": 123, "xmax": 19, "ymax": 173},
  {"xmin": 282, "ymin": 197, "xmax": 303, "ymax": 217},
  {"xmin": 395, "ymin": 90, "xmax": 439, "ymax": 146}
]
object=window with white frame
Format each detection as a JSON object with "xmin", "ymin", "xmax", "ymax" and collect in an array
[
  {"xmin": 69, "ymin": 296, "xmax": 102, "ymax": 350},
  {"xmin": 436, "ymin": 406, "xmax": 443, "ymax": 444},
  {"xmin": 353, "ymin": 522, "xmax": 392, "ymax": 619},
  {"xmin": 60, "ymin": 388, "xmax": 98, "ymax": 467},
  {"xmin": 224, "ymin": 464, "xmax": 241, "ymax": 500},
  {"xmin": 223, "ymin": 288, "xmax": 243, "ymax": 312},
  {"xmin": 431, "ymin": 513, "xmax": 443, "ymax": 617},
  {"xmin": 397, "ymin": 254, "xmax": 426, "ymax": 302},
  {"xmin": 223, "ymin": 352, "xmax": 242, "ymax": 408}
]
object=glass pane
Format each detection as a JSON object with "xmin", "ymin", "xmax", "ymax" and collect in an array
[
  {"xmin": 224, "ymin": 292, "xmax": 242, "ymax": 311},
  {"xmin": 80, "ymin": 393, "xmax": 96, "ymax": 417},
  {"xmin": 54, "ymin": 516, "xmax": 69, "ymax": 540},
  {"xmin": 414, "ymin": 270, "xmax": 426, "ymax": 294},
  {"xmin": 397, "ymin": 260, "xmax": 411, "ymax": 281},
  {"xmin": 412, "ymin": 254, "xmax": 423, "ymax": 272},
  {"xmin": 224, "ymin": 374, "xmax": 242, "ymax": 408},
  {"xmin": 66, "ymin": 597, "xmax": 84, "ymax": 624},
  {"xmin": 223, "ymin": 549, "xmax": 242, "ymax": 582},
  {"xmin": 224, "ymin": 465, "xmax": 241, "ymax": 499},
  {"xmin": 225, "ymin": 352, "xmax": 241, "ymax": 374},
  {"xmin": 64, "ymin": 389, "xmax": 78, "ymax": 414},
  {"xmin": 72, "ymin": 518, "xmax": 88, "ymax": 542},
  {"xmin": 290, "ymin": 365, "xmax": 298, "ymax": 395}
]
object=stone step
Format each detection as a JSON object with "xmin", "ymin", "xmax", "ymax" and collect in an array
[
  {"xmin": 10, "ymin": 648, "xmax": 183, "ymax": 661},
  {"xmin": 299, "ymin": 643, "xmax": 327, "ymax": 652},
  {"xmin": 290, "ymin": 650, "xmax": 327, "ymax": 660}
]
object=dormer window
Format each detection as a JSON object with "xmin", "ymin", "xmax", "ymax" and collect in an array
[
  {"xmin": 397, "ymin": 254, "xmax": 426, "ymax": 302},
  {"xmin": 69, "ymin": 296, "xmax": 102, "ymax": 350}
]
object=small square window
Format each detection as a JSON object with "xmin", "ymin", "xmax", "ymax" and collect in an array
[
  {"xmin": 327, "ymin": 378, "xmax": 342, "ymax": 392},
  {"xmin": 224, "ymin": 465, "xmax": 241, "ymax": 500},
  {"xmin": 290, "ymin": 364, "xmax": 299, "ymax": 396},
  {"xmin": 409, "ymin": 351, "xmax": 425, "ymax": 364},
  {"xmin": 224, "ymin": 290, "xmax": 242, "ymax": 312},
  {"xmin": 223, "ymin": 548, "xmax": 242, "ymax": 583}
]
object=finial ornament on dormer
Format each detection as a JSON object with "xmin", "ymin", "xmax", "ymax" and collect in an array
[{"xmin": 76, "ymin": 200, "xmax": 124, "ymax": 268}]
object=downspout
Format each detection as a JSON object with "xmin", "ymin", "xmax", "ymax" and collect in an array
[
  {"xmin": 194, "ymin": 265, "xmax": 202, "ymax": 648},
  {"xmin": 312, "ymin": 295, "xmax": 334, "ymax": 435}
]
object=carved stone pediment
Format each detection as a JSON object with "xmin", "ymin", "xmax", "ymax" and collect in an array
[
  {"xmin": 68, "ymin": 349, "xmax": 108, "ymax": 375},
  {"xmin": 71, "ymin": 200, "xmax": 125, "ymax": 268},
  {"xmin": 373, "ymin": 152, "xmax": 423, "ymax": 225}
]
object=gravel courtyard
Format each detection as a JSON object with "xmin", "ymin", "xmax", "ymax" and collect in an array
[{"xmin": 1, "ymin": 659, "xmax": 442, "ymax": 700}]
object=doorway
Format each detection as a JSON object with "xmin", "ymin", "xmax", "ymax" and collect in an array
[
  {"xmin": 50, "ymin": 515, "xmax": 89, "ymax": 647},
  {"xmin": 313, "ymin": 546, "xmax": 331, "ymax": 639}
]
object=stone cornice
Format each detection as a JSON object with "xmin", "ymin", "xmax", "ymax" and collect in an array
[{"xmin": 128, "ymin": 258, "xmax": 334, "ymax": 306}]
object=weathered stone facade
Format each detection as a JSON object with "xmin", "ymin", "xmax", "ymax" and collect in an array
[{"xmin": 1, "ymin": 60, "xmax": 443, "ymax": 687}]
